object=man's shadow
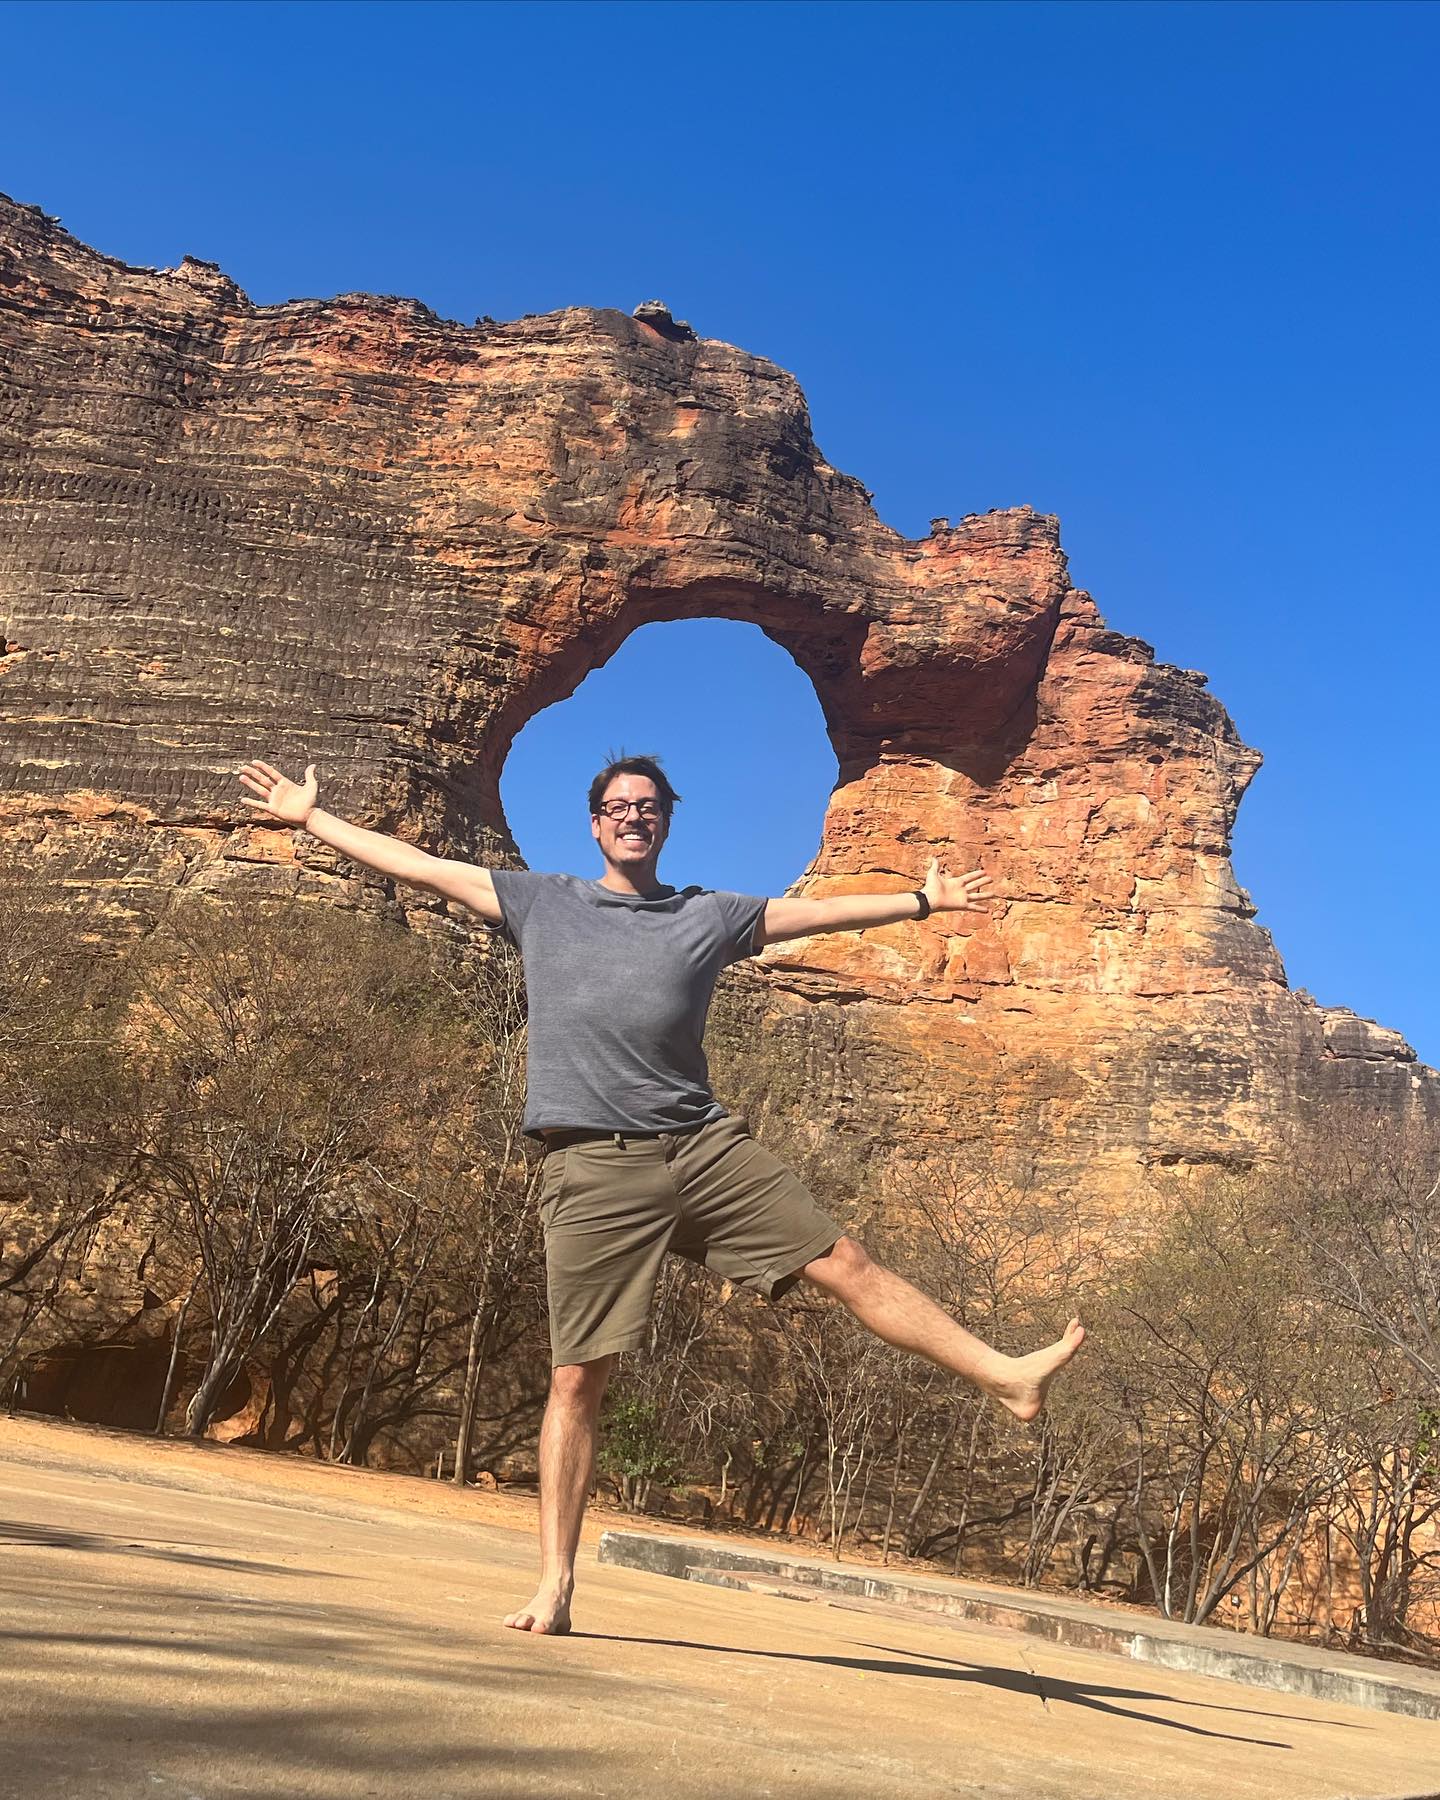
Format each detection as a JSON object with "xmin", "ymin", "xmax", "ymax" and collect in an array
[{"xmin": 573, "ymin": 1633, "xmax": 1372, "ymax": 1749}]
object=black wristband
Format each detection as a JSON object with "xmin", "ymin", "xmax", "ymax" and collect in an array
[{"xmin": 912, "ymin": 889, "xmax": 931, "ymax": 920}]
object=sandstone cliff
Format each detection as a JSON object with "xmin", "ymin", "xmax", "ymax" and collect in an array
[{"xmin": 2, "ymin": 190, "xmax": 1434, "ymax": 1197}]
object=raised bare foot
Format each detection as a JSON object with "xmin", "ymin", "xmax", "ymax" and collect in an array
[
  {"xmin": 981, "ymin": 1318, "xmax": 1086, "ymax": 1423},
  {"xmin": 502, "ymin": 1582, "xmax": 574, "ymax": 1635}
]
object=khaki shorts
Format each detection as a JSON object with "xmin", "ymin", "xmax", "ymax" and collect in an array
[{"xmin": 538, "ymin": 1112, "xmax": 843, "ymax": 1366}]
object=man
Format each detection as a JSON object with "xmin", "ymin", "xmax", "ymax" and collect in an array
[{"xmin": 236, "ymin": 751, "xmax": 1084, "ymax": 1637}]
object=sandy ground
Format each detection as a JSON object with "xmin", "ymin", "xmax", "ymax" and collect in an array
[{"xmin": 1, "ymin": 1416, "xmax": 1437, "ymax": 1800}]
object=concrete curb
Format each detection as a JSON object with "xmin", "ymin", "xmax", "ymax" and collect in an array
[{"xmin": 598, "ymin": 1528, "xmax": 1440, "ymax": 1723}]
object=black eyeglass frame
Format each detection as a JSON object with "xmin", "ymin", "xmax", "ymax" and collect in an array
[{"xmin": 594, "ymin": 798, "xmax": 667, "ymax": 821}]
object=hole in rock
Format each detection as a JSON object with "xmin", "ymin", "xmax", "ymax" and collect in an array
[{"xmin": 500, "ymin": 619, "xmax": 838, "ymax": 896}]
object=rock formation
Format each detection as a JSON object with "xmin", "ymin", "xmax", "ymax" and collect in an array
[{"xmin": 2, "ymin": 191, "xmax": 1434, "ymax": 1200}]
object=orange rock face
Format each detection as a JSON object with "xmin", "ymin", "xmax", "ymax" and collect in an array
[{"xmin": 1, "ymin": 195, "xmax": 1433, "ymax": 1194}]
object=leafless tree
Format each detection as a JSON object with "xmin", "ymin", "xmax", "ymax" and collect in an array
[
  {"xmin": 1277, "ymin": 1107, "xmax": 1440, "ymax": 1403},
  {"xmin": 428, "ymin": 945, "xmax": 546, "ymax": 1485},
  {"xmin": 1099, "ymin": 1176, "xmax": 1357, "ymax": 1625},
  {"xmin": 0, "ymin": 849, "xmax": 148, "ymax": 1398},
  {"xmin": 1321, "ymin": 1380, "xmax": 1440, "ymax": 1653},
  {"xmin": 123, "ymin": 896, "xmax": 459, "ymax": 1438},
  {"xmin": 780, "ymin": 1294, "xmax": 898, "ymax": 1553},
  {"xmin": 880, "ymin": 1122, "xmax": 1107, "ymax": 1573}
]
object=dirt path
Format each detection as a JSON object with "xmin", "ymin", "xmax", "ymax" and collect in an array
[{"xmin": 1, "ymin": 1416, "xmax": 1434, "ymax": 1799}]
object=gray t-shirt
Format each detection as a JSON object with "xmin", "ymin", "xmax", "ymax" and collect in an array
[{"xmin": 484, "ymin": 872, "xmax": 769, "ymax": 1141}]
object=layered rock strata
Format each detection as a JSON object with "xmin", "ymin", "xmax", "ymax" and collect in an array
[{"xmin": 2, "ymin": 192, "xmax": 1433, "ymax": 1199}]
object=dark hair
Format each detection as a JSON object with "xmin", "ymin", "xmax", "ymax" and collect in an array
[{"xmin": 588, "ymin": 751, "xmax": 682, "ymax": 821}]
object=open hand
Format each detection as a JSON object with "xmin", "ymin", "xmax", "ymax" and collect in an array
[
  {"xmin": 921, "ymin": 855, "xmax": 992, "ymax": 915},
  {"xmin": 237, "ymin": 758, "xmax": 317, "ymax": 827}
]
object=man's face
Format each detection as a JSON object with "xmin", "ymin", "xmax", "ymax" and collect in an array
[{"xmin": 592, "ymin": 773, "xmax": 668, "ymax": 870}]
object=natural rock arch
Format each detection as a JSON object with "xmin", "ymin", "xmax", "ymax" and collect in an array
[
  {"xmin": 0, "ymin": 192, "xmax": 1434, "ymax": 1197},
  {"xmin": 496, "ymin": 612, "xmax": 838, "ymax": 887}
]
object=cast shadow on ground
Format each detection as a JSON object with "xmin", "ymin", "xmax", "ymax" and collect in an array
[
  {"xmin": 0, "ymin": 1518, "xmax": 321, "ymax": 1579},
  {"xmin": 1, "ymin": 1569, "xmax": 586, "ymax": 1796},
  {"xmin": 573, "ymin": 1633, "xmax": 1368, "ymax": 1749}
]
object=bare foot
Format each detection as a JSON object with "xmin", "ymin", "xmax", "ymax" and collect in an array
[
  {"xmin": 982, "ymin": 1318, "xmax": 1086, "ymax": 1423},
  {"xmin": 503, "ymin": 1582, "xmax": 573, "ymax": 1635}
]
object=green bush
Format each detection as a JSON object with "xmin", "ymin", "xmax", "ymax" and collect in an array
[{"xmin": 598, "ymin": 1393, "xmax": 687, "ymax": 1509}]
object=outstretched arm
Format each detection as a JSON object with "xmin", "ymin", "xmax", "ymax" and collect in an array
[
  {"xmin": 235, "ymin": 758, "xmax": 503, "ymax": 924},
  {"xmin": 753, "ymin": 856, "xmax": 992, "ymax": 948}
]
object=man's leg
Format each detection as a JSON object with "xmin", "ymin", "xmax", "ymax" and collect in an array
[
  {"xmin": 502, "ymin": 1353, "xmax": 615, "ymax": 1634},
  {"xmin": 799, "ymin": 1235, "xmax": 1084, "ymax": 1422}
]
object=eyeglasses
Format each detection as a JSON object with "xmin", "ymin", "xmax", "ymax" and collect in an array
[{"xmin": 596, "ymin": 798, "xmax": 664, "ymax": 820}]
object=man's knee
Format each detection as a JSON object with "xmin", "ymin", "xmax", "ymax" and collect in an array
[
  {"xmin": 799, "ymin": 1233, "xmax": 874, "ymax": 1296},
  {"xmin": 549, "ymin": 1353, "xmax": 616, "ymax": 1408}
]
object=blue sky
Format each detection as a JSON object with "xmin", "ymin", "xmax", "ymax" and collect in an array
[{"xmin": 2, "ymin": 0, "xmax": 1435, "ymax": 1065}]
